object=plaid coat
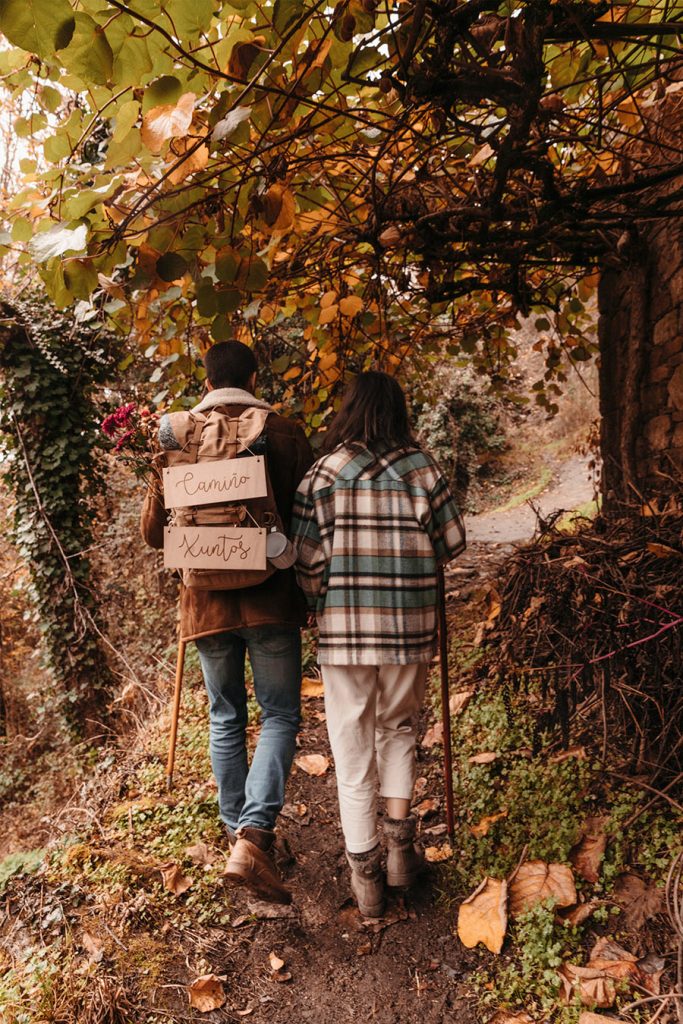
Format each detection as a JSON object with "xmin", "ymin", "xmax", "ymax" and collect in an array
[{"xmin": 291, "ymin": 444, "xmax": 466, "ymax": 665}]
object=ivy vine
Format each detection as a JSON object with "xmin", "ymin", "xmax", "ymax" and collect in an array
[{"xmin": 0, "ymin": 297, "xmax": 117, "ymax": 737}]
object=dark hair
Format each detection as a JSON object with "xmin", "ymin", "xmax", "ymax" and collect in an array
[
  {"xmin": 204, "ymin": 341, "xmax": 257, "ymax": 389},
  {"xmin": 323, "ymin": 371, "xmax": 417, "ymax": 453}
]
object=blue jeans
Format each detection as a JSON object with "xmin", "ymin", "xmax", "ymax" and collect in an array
[{"xmin": 195, "ymin": 627, "xmax": 301, "ymax": 833}]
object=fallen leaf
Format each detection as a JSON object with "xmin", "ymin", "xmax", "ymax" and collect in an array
[
  {"xmin": 424, "ymin": 843, "xmax": 452, "ymax": 863},
  {"xmin": 188, "ymin": 974, "xmax": 227, "ymax": 1012},
  {"xmin": 185, "ymin": 841, "xmax": 213, "ymax": 866},
  {"xmin": 295, "ymin": 754, "xmax": 330, "ymax": 776},
  {"xmin": 236, "ymin": 1004, "xmax": 256, "ymax": 1017},
  {"xmin": 424, "ymin": 823, "xmax": 448, "ymax": 837},
  {"xmin": 247, "ymin": 900, "xmax": 296, "ymax": 920},
  {"xmin": 269, "ymin": 952, "xmax": 285, "ymax": 972},
  {"xmin": 421, "ymin": 723, "xmax": 443, "ymax": 747},
  {"xmin": 81, "ymin": 930, "xmax": 104, "ymax": 964},
  {"xmin": 301, "ymin": 677, "xmax": 324, "ymax": 698},
  {"xmin": 485, "ymin": 586, "xmax": 502, "ymax": 623},
  {"xmin": 449, "ymin": 690, "xmax": 474, "ymax": 715},
  {"xmin": 613, "ymin": 872, "xmax": 664, "ymax": 931},
  {"xmin": 457, "ymin": 877, "xmax": 508, "ymax": 954},
  {"xmin": 647, "ymin": 541, "xmax": 681, "ymax": 558},
  {"xmin": 356, "ymin": 940, "xmax": 372, "ymax": 955},
  {"xmin": 469, "ymin": 751, "xmax": 498, "ymax": 765},
  {"xmin": 590, "ymin": 937, "xmax": 659, "ymax": 991},
  {"xmin": 470, "ymin": 809, "xmax": 508, "ymax": 837},
  {"xmin": 159, "ymin": 863, "xmax": 193, "ymax": 895},
  {"xmin": 560, "ymin": 900, "xmax": 605, "ymax": 927},
  {"xmin": 414, "ymin": 798, "xmax": 438, "ymax": 818},
  {"xmin": 559, "ymin": 964, "xmax": 616, "ymax": 1008},
  {"xmin": 509, "ymin": 861, "xmax": 576, "ymax": 916},
  {"xmin": 280, "ymin": 802, "xmax": 309, "ymax": 823},
  {"xmin": 272, "ymin": 970, "xmax": 292, "ymax": 983},
  {"xmin": 413, "ymin": 776, "xmax": 428, "ymax": 798},
  {"xmin": 579, "ymin": 1014, "xmax": 625, "ymax": 1024},
  {"xmin": 570, "ymin": 817, "xmax": 607, "ymax": 883},
  {"xmin": 549, "ymin": 745, "xmax": 587, "ymax": 763},
  {"xmin": 361, "ymin": 903, "xmax": 412, "ymax": 932}
]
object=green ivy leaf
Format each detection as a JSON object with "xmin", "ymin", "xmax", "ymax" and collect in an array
[
  {"xmin": 59, "ymin": 13, "xmax": 113, "ymax": 86},
  {"xmin": 273, "ymin": 0, "xmax": 304, "ymax": 37},
  {"xmin": 0, "ymin": 0, "xmax": 75, "ymax": 58}
]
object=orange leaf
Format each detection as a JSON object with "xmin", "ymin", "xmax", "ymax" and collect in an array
[
  {"xmin": 141, "ymin": 93, "xmax": 195, "ymax": 154},
  {"xmin": 470, "ymin": 809, "xmax": 508, "ymax": 838},
  {"xmin": 188, "ymin": 974, "xmax": 227, "ymax": 1012},
  {"xmin": 301, "ymin": 677, "xmax": 324, "ymax": 698},
  {"xmin": 295, "ymin": 753, "xmax": 330, "ymax": 776},
  {"xmin": 457, "ymin": 877, "xmax": 508, "ymax": 954},
  {"xmin": 424, "ymin": 843, "xmax": 453, "ymax": 863},
  {"xmin": 318, "ymin": 305, "xmax": 338, "ymax": 324},
  {"xmin": 339, "ymin": 295, "xmax": 363, "ymax": 317},
  {"xmin": 319, "ymin": 290, "xmax": 337, "ymax": 308}
]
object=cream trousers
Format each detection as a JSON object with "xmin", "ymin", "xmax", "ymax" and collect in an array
[{"xmin": 321, "ymin": 663, "xmax": 428, "ymax": 854}]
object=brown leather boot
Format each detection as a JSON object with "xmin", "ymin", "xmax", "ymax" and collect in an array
[
  {"xmin": 346, "ymin": 845, "xmax": 385, "ymax": 918},
  {"xmin": 224, "ymin": 827, "xmax": 292, "ymax": 904},
  {"xmin": 384, "ymin": 815, "xmax": 425, "ymax": 888}
]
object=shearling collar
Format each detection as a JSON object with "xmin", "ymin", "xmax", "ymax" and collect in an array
[{"xmin": 192, "ymin": 387, "xmax": 273, "ymax": 415}]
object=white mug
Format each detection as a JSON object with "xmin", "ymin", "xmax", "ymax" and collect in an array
[{"xmin": 266, "ymin": 530, "xmax": 297, "ymax": 569}]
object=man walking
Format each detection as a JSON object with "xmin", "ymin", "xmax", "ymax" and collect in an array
[{"xmin": 141, "ymin": 341, "xmax": 313, "ymax": 903}]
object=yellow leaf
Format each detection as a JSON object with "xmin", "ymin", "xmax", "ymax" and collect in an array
[
  {"xmin": 295, "ymin": 753, "xmax": 330, "ymax": 776},
  {"xmin": 283, "ymin": 366, "xmax": 302, "ymax": 380},
  {"xmin": 318, "ymin": 351, "xmax": 337, "ymax": 371},
  {"xmin": 188, "ymin": 974, "xmax": 227, "ymax": 1012},
  {"xmin": 319, "ymin": 305, "xmax": 338, "ymax": 325},
  {"xmin": 339, "ymin": 295, "xmax": 363, "ymax": 317},
  {"xmin": 424, "ymin": 843, "xmax": 453, "ymax": 863},
  {"xmin": 141, "ymin": 92, "xmax": 195, "ymax": 154},
  {"xmin": 509, "ymin": 861, "xmax": 576, "ymax": 916},
  {"xmin": 457, "ymin": 877, "xmax": 508, "ymax": 954},
  {"xmin": 470, "ymin": 809, "xmax": 508, "ymax": 838},
  {"xmin": 301, "ymin": 677, "xmax": 324, "ymax": 698}
]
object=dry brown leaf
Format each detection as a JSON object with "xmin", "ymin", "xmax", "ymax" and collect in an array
[
  {"xmin": 549, "ymin": 745, "xmax": 587, "ymax": 763},
  {"xmin": 457, "ymin": 877, "xmax": 508, "ymax": 954},
  {"xmin": 413, "ymin": 776, "xmax": 428, "ymax": 798},
  {"xmin": 188, "ymin": 974, "xmax": 227, "ymax": 1012},
  {"xmin": 647, "ymin": 541, "xmax": 681, "ymax": 558},
  {"xmin": 560, "ymin": 900, "xmax": 605, "ymax": 927},
  {"xmin": 421, "ymin": 723, "xmax": 443, "ymax": 747},
  {"xmin": 509, "ymin": 861, "xmax": 576, "ymax": 916},
  {"xmin": 168, "ymin": 139, "xmax": 209, "ymax": 184},
  {"xmin": 141, "ymin": 93, "xmax": 195, "ymax": 153},
  {"xmin": 280, "ymin": 802, "xmax": 309, "ymax": 823},
  {"xmin": 470, "ymin": 809, "xmax": 508, "ymax": 837},
  {"xmin": 613, "ymin": 872, "xmax": 664, "ymax": 931},
  {"xmin": 272, "ymin": 970, "xmax": 292, "ymax": 983},
  {"xmin": 485, "ymin": 586, "xmax": 502, "ymax": 623},
  {"xmin": 81, "ymin": 930, "xmax": 105, "ymax": 963},
  {"xmin": 185, "ymin": 841, "xmax": 212, "ymax": 866},
  {"xmin": 159, "ymin": 862, "xmax": 193, "ymax": 896},
  {"xmin": 570, "ymin": 817, "xmax": 607, "ymax": 883},
  {"xmin": 579, "ymin": 1014, "xmax": 625, "ymax": 1024},
  {"xmin": 559, "ymin": 964, "xmax": 616, "ymax": 1008},
  {"xmin": 589, "ymin": 937, "xmax": 657, "ymax": 990},
  {"xmin": 269, "ymin": 952, "xmax": 285, "ymax": 972},
  {"xmin": 295, "ymin": 753, "xmax": 329, "ymax": 776},
  {"xmin": 301, "ymin": 676, "xmax": 323, "ymax": 698},
  {"xmin": 424, "ymin": 843, "xmax": 452, "ymax": 862},
  {"xmin": 449, "ymin": 689, "xmax": 474, "ymax": 715},
  {"xmin": 414, "ymin": 798, "xmax": 438, "ymax": 818},
  {"xmin": 469, "ymin": 751, "xmax": 498, "ymax": 765},
  {"xmin": 236, "ymin": 1004, "xmax": 256, "ymax": 1017}
]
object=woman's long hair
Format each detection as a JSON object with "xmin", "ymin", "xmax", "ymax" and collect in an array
[{"xmin": 323, "ymin": 371, "xmax": 418, "ymax": 453}]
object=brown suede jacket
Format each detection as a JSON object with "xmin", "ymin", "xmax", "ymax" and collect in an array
[{"xmin": 140, "ymin": 400, "xmax": 314, "ymax": 641}]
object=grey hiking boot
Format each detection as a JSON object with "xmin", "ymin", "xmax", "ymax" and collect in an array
[
  {"xmin": 384, "ymin": 815, "xmax": 425, "ymax": 888},
  {"xmin": 346, "ymin": 845, "xmax": 385, "ymax": 918}
]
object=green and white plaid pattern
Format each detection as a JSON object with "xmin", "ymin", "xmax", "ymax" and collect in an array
[{"xmin": 291, "ymin": 445, "xmax": 466, "ymax": 665}]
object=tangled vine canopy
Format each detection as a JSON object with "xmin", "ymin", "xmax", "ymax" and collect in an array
[{"xmin": 1, "ymin": 0, "xmax": 682, "ymax": 418}]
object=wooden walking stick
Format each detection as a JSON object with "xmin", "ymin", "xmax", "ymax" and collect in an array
[
  {"xmin": 437, "ymin": 566, "xmax": 456, "ymax": 840},
  {"xmin": 166, "ymin": 638, "xmax": 186, "ymax": 792}
]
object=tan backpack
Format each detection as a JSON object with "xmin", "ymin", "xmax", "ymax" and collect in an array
[{"xmin": 160, "ymin": 404, "xmax": 282, "ymax": 590}]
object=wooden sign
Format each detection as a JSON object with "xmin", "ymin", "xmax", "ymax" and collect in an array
[
  {"xmin": 164, "ymin": 526, "xmax": 267, "ymax": 571},
  {"xmin": 163, "ymin": 456, "xmax": 267, "ymax": 510}
]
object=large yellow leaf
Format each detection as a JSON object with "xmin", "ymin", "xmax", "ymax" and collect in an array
[
  {"xmin": 141, "ymin": 93, "xmax": 195, "ymax": 154},
  {"xmin": 509, "ymin": 861, "xmax": 576, "ymax": 916},
  {"xmin": 457, "ymin": 877, "xmax": 508, "ymax": 954}
]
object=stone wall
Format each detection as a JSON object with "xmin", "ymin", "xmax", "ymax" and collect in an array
[{"xmin": 598, "ymin": 212, "xmax": 683, "ymax": 505}]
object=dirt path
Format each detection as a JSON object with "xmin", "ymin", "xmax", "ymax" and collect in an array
[
  {"xmin": 216, "ymin": 695, "xmax": 477, "ymax": 1024},
  {"xmin": 465, "ymin": 454, "xmax": 596, "ymax": 545}
]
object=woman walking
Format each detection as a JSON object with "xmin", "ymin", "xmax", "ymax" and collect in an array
[{"xmin": 291, "ymin": 371, "xmax": 465, "ymax": 917}]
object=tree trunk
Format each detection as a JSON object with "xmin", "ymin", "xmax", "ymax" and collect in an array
[{"xmin": 598, "ymin": 213, "xmax": 683, "ymax": 507}]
